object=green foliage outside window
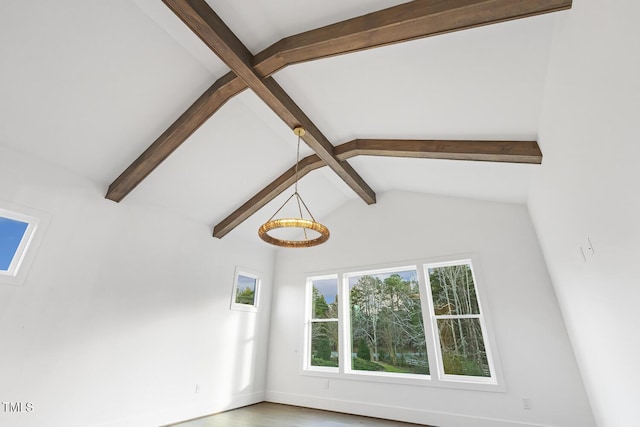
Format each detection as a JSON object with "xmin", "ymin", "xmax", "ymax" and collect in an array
[
  {"xmin": 307, "ymin": 262, "xmax": 494, "ymax": 383},
  {"xmin": 349, "ymin": 272, "xmax": 429, "ymax": 375},
  {"xmin": 310, "ymin": 280, "xmax": 339, "ymax": 367},
  {"xmin": 235, "ymin": 286, "xmax": 255, "ymax": 305},
  {"xmin": 234, "ymin": 274, "xmax": 258, "ymax": 306},
  {"xmin": 429, "ymin": 264, "xmax": 490, "ymax": 377}
]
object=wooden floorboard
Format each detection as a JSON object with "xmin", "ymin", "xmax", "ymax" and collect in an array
[{"xmin": 167, "ymin": 402, "xmax": 434, "ymax": 426}]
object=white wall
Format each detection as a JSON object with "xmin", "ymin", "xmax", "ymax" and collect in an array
[
  {"xmin": 0, "ymin": 146, "xmax": 274, "ymax": 427},
  {"xmin": 529, "ymin": 1, "xmax": 640, "ymax": 426},
  {"xmin": 266, "ymin": 191, "xmax": 594, "ymax": 427}
]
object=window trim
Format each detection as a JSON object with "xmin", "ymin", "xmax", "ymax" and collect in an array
[
  {"xmin": 0, "ymin": 203, "xmax": 49, "ymax": 287},
  {"xmin": 230, "ymin": 266, "xmax": 261, "ymax": 312},
  {"xmin": 304, "ymin": 274, "xmax": 340, "ymax": 373},
  {"xmin": 343, "ymin": 265, "xmax": 431, "ymax": 379},
  {"xmin": 302, "ymin": 255, "xmax": 505, "ymax": 392},
  {"xmin": 423, "ymin": 259, "xmax": 499, "ymax": 386}
]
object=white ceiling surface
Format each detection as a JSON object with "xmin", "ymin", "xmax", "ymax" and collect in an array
[{"xmin": 0, "ymin": 0, "xmax": 557, "ymax": 244}]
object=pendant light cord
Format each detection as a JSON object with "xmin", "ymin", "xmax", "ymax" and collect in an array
[
  {"xmin": 294, "ymin": 132, "xmax": 308, "ymax": 239},
  {"xmin": 294, "ymin": 132, "xmax": 301, "ymax": 194},
  {"xmin": 258, "ymin": 126, "xmax": 330, "ymax": 247}
]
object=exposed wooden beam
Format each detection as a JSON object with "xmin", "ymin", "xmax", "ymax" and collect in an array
[
  {"xmin": 213, "ymin": 139, "xmax": 542, "ymax": 238},
  {"xmin": 253, "ymin": 0, "xmax": 573, "ymax": 77},
  {"xmin": 163, "ymin": 0, "xmax": 376, "ymax": 205},
  {"xmin": 105, "ymin": 72, "xmax": 243, "ymax": 202},
  {"xmin": 107, "ymin": 0, "xmax": 570, "ymax": 202},
  {"xmin": 334, "ymin": 139, "xmax": 543, "ymax": 163}
]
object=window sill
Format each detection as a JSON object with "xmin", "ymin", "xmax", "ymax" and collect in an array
[{"xmin": 301, "ymin": 368, "xmax": 505, "ymax": 392}]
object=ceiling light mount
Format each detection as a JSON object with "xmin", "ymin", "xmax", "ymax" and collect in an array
[
  {"xmin": 293, "ymin": 126, "xmax": 305, "ymax": 137},
  {"xmin": 258, "ymin": 127, "xmax": 330, "ymax": 248}
]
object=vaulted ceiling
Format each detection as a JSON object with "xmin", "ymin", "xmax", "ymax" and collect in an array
[{"xmin": 0, "ymin": 0, "xmax": 572, "ymax": 245}]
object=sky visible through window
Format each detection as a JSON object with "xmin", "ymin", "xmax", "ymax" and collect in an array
[
  {"xmin": 0, "ymin": 217, "xmax": 29, "ymax": 271},
  {"xmin": 348, "ymin": 269, "xmax": 417, "ymax": 289},
  {"xmin": 313, "ymin": 278, "xmax": 337, "ymax": 304},
  {"xmin": 237, "ymin": 275, "xmax": 256, "ymax": 293}
]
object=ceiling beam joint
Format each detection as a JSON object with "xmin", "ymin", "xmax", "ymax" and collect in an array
[
  {"xmin": 163, "ymin": 0, "xmax": 376, "ymax": 205},
  {"xmin": 213, "ymin": 139, "xmax": 542, "ymax": 238},
  {"xmin": 106, "ymin": 0, "xmax": 570, "ymax": 205}
]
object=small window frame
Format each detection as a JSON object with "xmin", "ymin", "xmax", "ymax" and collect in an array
[
  {"xmin": 0, "ymin": 204, "xmax": 48, "ymax": 286},
  {"xmin": 230, "ymin": 267, "xmax": 261, "ymax": 312}
]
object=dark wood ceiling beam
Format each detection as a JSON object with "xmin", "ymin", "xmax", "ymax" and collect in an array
[
  {"xmin": 163, "ymin": 0, "xmax": 377, "ymax": 205},
  {"xmin": 107, "ymin": 0, "xmax": 570, "ymax": 203},
  {"xmin": 253, "ymin": 0, "xmax": 573, "ymax": 77},
  {"xmin": 335, "ymin": 139, "xmax": 543, "ymax": 163},
  {"xmin": 214, "ymin": 139, "xmax": 542, "ymax": 238},
  {"xmin": 105, "ymin": 71, "xmax": 243, "ymax": 202}
]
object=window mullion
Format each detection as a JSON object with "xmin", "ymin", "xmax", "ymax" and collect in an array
[
  {"xmin": 418, "ymin": 264, "xmax": 439, "ymax": 381},
  {"xmin": 338, "ymin": 272, "xmax": 347, "ymax": 374},
  {"xmin": 421, "ymin": 264, "xmax": 448, "ymax": 381}
]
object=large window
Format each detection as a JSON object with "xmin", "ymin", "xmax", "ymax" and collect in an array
[
  {"xmin": 426, "ymin": 261, "xmax": 494, "ymax": 381},
  {"xmin": 347, "ymin": 267, "xmax": 428, "ymax": 376},
  {"xmin": 304, "ymin": 258, "xmax": 500, "ymax": 388}
]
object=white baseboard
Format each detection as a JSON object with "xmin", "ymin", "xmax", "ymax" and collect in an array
[{"xmin": 265, "ymin": 390, "xmax": 549, "ymax": 427}]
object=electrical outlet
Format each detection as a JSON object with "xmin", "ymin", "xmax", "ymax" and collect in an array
[
  {"xmin": 584, "ymin": 237, "xmax": 595, "ymax": 255},
  {"xmin": 195, "ymin": 384, "xmax": 200, "ymax": 394},
  {"xmin": 580, "ymin": 237, "xmax": 595, "ymax": 263},
  {"xmin": 521, "ymin": 397, "xmax": 532, "ymax": 410}
]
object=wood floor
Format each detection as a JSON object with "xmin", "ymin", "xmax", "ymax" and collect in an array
[{"xmin": 168, "ymin": 402, "xmax": 433, "ymax": 427}]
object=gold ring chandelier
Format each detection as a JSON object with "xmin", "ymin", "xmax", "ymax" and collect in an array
[{"xmin": 258, "ymin": 127, "xmax": 330, "ymax": 248}]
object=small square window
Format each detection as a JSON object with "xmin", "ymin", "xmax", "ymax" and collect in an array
[
  {"xmin": 0, "ymin": 207, "xmax": 40, "ymax": 282},
  {"xmin": 230, "ymin": 267, "xmax": 261, "ymax": 312},
  {"xmin": 0, "ymin": 217, "xmax": 30, "ymax": 272}
]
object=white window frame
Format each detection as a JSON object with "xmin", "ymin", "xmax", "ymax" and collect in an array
[
  {"xmin": 302, "ymin": 255, "xmax": 505, "ymax": 391},
  {"xmin": 343, "ymin": 265, "xmax": 431, "ymax": 381},
  {"xmin": 304, "ymin": 274, "xmax": 340, "ymax": 373},
  {"xmin": 230, "ymin": 267, "xmax": 261, "ymax": 312},
  {"xmin": 423, "ymin": 259, "xmax": 499, "ymax": 386},
  {"xmin": 0, "ymin": 204, "xmax": 49, "ymax": 286}
]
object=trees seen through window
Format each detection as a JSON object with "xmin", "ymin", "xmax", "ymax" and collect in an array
[{"xmin": 305, "ymin": 259, "xmax": 497, "ymax": 386}]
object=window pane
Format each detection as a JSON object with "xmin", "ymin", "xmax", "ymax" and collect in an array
[
  {"xmin": 310, "ymin": 321, "xmax": 339, "ymax": 367},
  {"xmin": 437, "ymin": 318, "xmax": 490, "ymax": 377},
  {"xmin": 349, "ymin": 270, "xmax": 429, "ymax": 375},
  {"xmin": 0, "ymin": 217, "xmax": 29, "ymax": 271},
  {"xmin": 235, "ymin": 275, "xmax": 257, "ymax": 305},
  {"xmin": 429, "ymin": 264, "xmax": 480, "ymax": 315},
  {"xmin": 312, "ymin": 278, "xmax": 338, "ymax": 319}
]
